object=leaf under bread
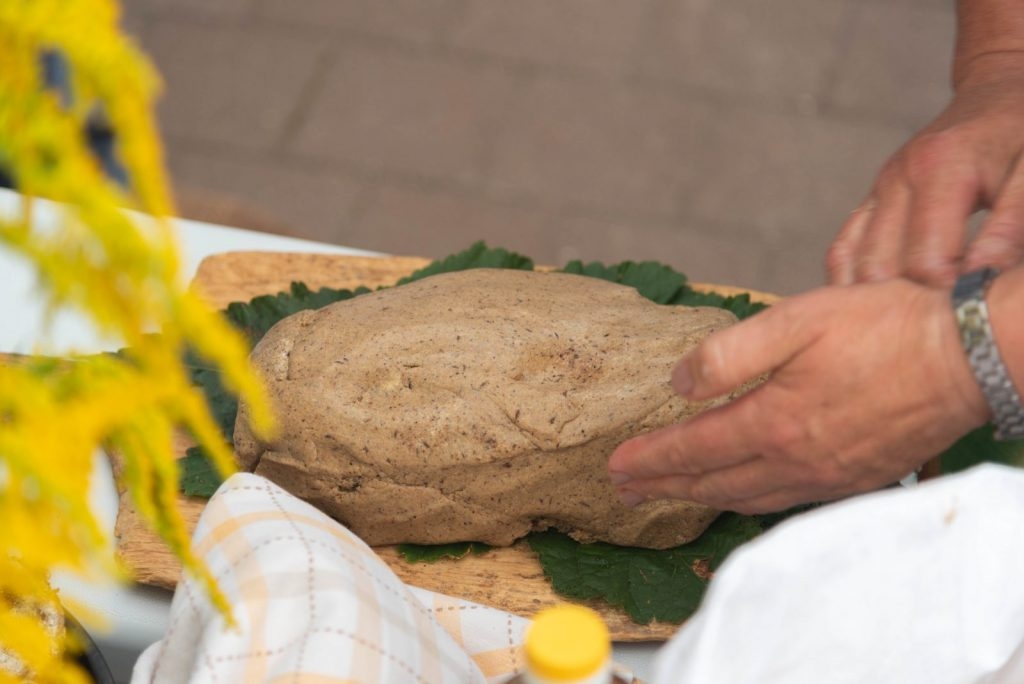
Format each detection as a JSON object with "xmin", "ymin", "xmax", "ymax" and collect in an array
[
  {"xmin": 397, "ymin": 542, "xmax": 491, "ymax": 563},
  {"xmin": 560, "ymin": 259, "xmax": 768, "ymax": 319},
  {"xmin": 179, "ymin": 446, "xmax": 226, "ymax": 498},
  {"xmin": 528, "ymin": 514, "xmax": 763, "ymax": 624},
  {"xmin": 396, "ymin": 241, "xmax": 534, "ymax": 285},
  {"xmin": 223, "ymin": 282, "xmax": 371, "ymax": 346}
]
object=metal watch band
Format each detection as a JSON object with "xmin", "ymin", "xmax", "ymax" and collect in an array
[{"xmin": 951, "ymin": 267, "xmax": 1024, "ymax": 441}]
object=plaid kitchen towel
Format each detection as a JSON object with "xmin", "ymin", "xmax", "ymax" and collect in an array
[{"xmin": 131, "ymin": 473, "xmax": 533, "ymax": 684}]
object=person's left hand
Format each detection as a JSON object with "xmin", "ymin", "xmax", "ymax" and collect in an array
[
  {"xmin": 607, "ymin": 280, "xmax": 990, "ymax": 514},
  {"xmin": 826, "ymin": 63, "xmax": 1024, "ymax": 288}
]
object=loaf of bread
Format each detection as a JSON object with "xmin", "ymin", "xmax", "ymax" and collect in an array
[{"xmin": 234, "ymin": 269, "xmax": 739, "ymax": 549}]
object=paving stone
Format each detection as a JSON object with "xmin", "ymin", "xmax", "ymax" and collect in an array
[
  {"xmin": 633, "ymin": 0, "xmax": 847, "ymax": 102},
  {"xmin": 146, "ymin": 21, "xmax": 327, "ymax": 151},
  {"xmin": 292, "ymin": 47, "xmax": 522, "ymax": 184},
  {"xmin": 447, "ymin": 0, "xmax": 654, "ymax": 76},
  {"xmin": 545, "ymin": 214, "xmax": 771, "ymax": 292},
  {"xmin": 127, "ymin": 0, "xmax": 255, "ymax": 18},
  {"xmin": 860, "ymin": 0, "xmax": 954, "ymax": 10},
  {"xmin": 167, "ymin": 150, "xmax": 362, "ymax": 240},
  {"xmin": 255, "ymin": 0, "xmax": 460, "ymax": 45},
  {"xmin": 489, "ymin": 77, "xmax": 711, "ymax": 218},
  {"xmin": 339, "ymin": 183, "xmax": 553, "ymax": 259},
  {"xmin": 679, "ymin": 108, "xmax": 911, "ymax": 242},
  {"xmin": 827, "ymin": 3, "xmax": 956, "ymax": 128},
  {"xmin": 760, "ymin": 230, "xmax": 834, "ymax": 295},
  {"xmin": 140, "ymin": 0, "xmax": 955, "ymax": 294},
  {"xmin": 119, "ymin": 1, "xmax": 149, "ymax": 39}
]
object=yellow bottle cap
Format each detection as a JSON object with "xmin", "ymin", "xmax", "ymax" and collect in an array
[{"xmin": 525, "ymin": 605, "xmax": 611, "ymax": 681}]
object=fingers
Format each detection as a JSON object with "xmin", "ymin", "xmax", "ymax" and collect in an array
[
  {"xmin": 614, "ymin": 455, "xmax": 828, "ymax": 514},
  {"xmin": 608, "ymin": 395, "xmax": 763, "ymax": 482},
  {"xmin": 855, "ymin": 181, "xmax": 910, "ymax": 283},
  {"xmin": 723, "ymin": 489, "xmax": 811, "ymax": 515},
  {"xmin": 826, "ymin": 199, "xmax": 874, "ymax": 285},
  {"xmin": 671, "ymin": 298, "xmax": 820, "ymax": 402},
  {"xmin": 827, "ymin": 163, "xmax": 913, "ymax": 286},
  {"xmin": 828, "ymin": 132, "xmax": 985, "ymax": 287},
  {"xmin": 615, "ymin": 455, "xmax": 785, "ymax": 507},
  {"xmin": 902, "ymin": 151, "xmax": 979, "ymax": 287},
  {"xmin": 965, "ymin": 153, "xmax": 1024, "ymax": 271},
  {"xmin": 608, "ymin": 300, "xmax": 823, "ymax": 486}
]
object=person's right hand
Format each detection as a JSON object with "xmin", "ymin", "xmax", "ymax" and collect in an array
[
  {"xmin": 827, "ymin": 57, "xmax": 1024, "ymax": 288},
  {"xmin": 607, "ymin": 278, "xmax": 991, "ymax": 514}
]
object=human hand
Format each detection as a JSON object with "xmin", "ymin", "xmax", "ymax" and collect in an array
[
  {"xmin": 607, "ymin": 280, "xmax": 990, "ymax": 514},
  {"xmin": 827, "ymin": 59, "xmax": 1024, "ymax": 287}
]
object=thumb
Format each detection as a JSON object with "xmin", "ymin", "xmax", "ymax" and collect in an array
[{"xmin": 673, "ymin": 296, "xmax": 823, "ymax": 400}]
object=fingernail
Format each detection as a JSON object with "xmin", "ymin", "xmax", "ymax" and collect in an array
[
  {"xmin": 617, "ymin": 489, "xmax": 646, "ymax": 509},
  {"xmin": 609, "ymin": 470, "xmax": 631, "ymax": 486},
  {"xmin": 672, "ymin": 360, "xmax": 694, "ymax": 396}
]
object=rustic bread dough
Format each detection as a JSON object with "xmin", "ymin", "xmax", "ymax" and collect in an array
[{"xmin": 234, "ymin": 269, "xmax": 740, "ymax": 549}]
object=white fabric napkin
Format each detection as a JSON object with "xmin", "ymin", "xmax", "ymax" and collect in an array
[
  {"xmin": 654, "ymin": 463, "xmax": 1024, "ymax": 684},
  {"xmin": 131, "ymin": 473, "xmax": 531, "ymax": 683}
]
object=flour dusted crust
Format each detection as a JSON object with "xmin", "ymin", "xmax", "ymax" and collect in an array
[{"xmin": 234, "ymin": 269, "xmax": 739, "ymax": 549}]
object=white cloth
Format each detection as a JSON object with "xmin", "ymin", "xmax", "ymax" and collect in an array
[
  {"xmin": 654, "ymin": 464, "xmax": 1024, "ymax": 684},
  {"xmin": 131, "ymin": 473, "xmax": 531, "ymax": 684}
]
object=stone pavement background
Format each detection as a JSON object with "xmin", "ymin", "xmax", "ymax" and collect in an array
[{"xmin": 121, "ymin": 0, "xmax": 956, "ymax": 295}]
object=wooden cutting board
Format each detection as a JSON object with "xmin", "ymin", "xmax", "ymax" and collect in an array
[{"xmin": 114, "ymin": 251, "xmax": 780, "ymax": 642}]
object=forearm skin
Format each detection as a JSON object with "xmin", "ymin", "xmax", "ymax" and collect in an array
[{"xmin": 954, "ymin": 0, "xmax": 1024, "ymax": 88}]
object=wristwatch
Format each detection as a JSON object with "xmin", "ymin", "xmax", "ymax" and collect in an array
[{"xmin": 951, "ymin": 267, "xmax": 1024, "ymax": 440}]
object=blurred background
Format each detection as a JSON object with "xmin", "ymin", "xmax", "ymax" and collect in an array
[{"xmin": 121, "ymin": 0, "xmax": 955, "ymax": 295}]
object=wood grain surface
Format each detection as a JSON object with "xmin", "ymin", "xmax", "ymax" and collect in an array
[{"xmin": 113, "ymin": 251, "xmax": 780, "ymax": 642}]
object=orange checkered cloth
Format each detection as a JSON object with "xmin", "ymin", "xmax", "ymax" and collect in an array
[{"xmin": 131, "ymin": 473, "xmax": 533, "ymax": 683}]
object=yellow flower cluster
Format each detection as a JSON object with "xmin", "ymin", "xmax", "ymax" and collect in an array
[{"xmin": 0, "ymin": 0, "xmax": 274, "ymax": 679}]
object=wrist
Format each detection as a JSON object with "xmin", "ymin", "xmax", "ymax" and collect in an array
[{"xmin": 953, "ymin": 50, "xmax": 1024, "ymax": 92}]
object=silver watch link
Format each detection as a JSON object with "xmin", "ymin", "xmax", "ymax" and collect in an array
[{"xmin": 951, "ymin": 267, "xmax": 1024, "ymax": 441}]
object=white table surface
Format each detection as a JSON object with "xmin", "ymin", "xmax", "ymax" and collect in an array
[{"xmin": 0, "ymin": 188, "xmax": 661, "ymax": 683}]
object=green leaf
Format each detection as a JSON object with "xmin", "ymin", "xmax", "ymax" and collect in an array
[
  {"xmin": 670, "ymin": 289, "xmax": 769, "ymax": 321},
  {"xmin": 397, "ymin": 541, "xmax": 491, "ymax": 563},
  {"xmin": 178, "ymin": 446, "xmax": 225, "ymax": 498},
  {"xmin": 223, "ymin": 282, "xmax": 370, "ymax": 346},
  {"xmin": 941, "ymin": 424, "xmax": 1024, "ymax": 474},
  {"xmin": 395, "ymin": 241, "xmax": 534, "ymax": 286},
  {"xmin": 528, "ymin": 514, "xmax": 763, "ymax": 624},
  {"xmin": 560, "ymin": 260, "xmax": 687, "ymax": 304},
  {"xmin": 559, "ymin": 258, "xmax": 767, "ymax": 319}
]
